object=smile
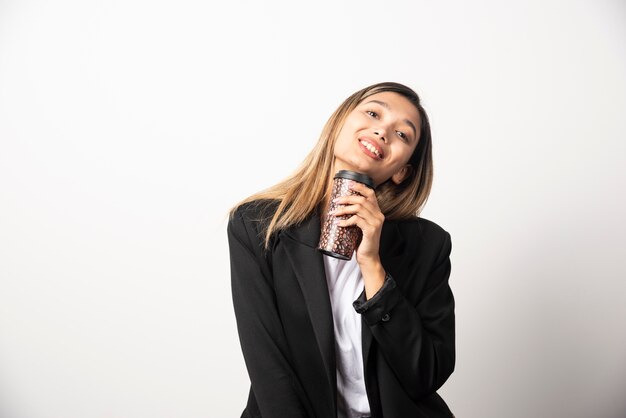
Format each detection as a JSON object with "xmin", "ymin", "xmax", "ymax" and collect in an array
[{"xmin": 358, "ymin": 138, "xmax": 384, "ymax": 160}]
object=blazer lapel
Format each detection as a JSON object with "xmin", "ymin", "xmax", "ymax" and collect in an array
[
  {"xmin": 282, "ymin": 208, "xmax": 337, "ymax": 412},
  {"xmin": 361, "ymin": 219, "xmax": 406, "ymax": 389},
  {"xmin": 282, "ymin": 208, "xmax": 407, "ymax": 412}
]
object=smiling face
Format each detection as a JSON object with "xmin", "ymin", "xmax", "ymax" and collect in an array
[{"xmin": 332, "ymin": 91, "xmax": 421, "ymax": 187}]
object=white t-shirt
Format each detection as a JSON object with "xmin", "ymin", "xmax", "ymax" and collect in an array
[{"xmin": 322, "ymin": 253, "xmax": 371, "ymax": 418}]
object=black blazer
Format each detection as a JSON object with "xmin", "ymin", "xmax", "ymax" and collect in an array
[{"xmin": 228, "ymin": 199, "xmax": 455, "ymax": 418}]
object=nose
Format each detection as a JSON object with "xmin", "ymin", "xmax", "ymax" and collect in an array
[{"xmin": 373, "ymin": 129, "xmax": 387, "ymax": 143}]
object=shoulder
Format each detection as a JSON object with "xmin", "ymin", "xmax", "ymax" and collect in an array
[
  {"xmin": 230, "ymin": 198, "xmax": 280, "ymax": 223},
  {"xmin": 393, "ymin": 216, "xmax": 452, "ymax": 256},
  {"xmin": 228, "ymin": 198, "xmax": 281, "ymax": 247},
  {"xmin": 395, "ymin": 216, "xmax": 450, "ymax": 240}
]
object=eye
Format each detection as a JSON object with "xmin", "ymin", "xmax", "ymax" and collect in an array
[
  {"xmin": 365, "ymin": 110, "xmax": 379, "ymax": 118},
  {"xmin": 397, "ymin": 131, "xmax": 409, "ymax": 142}
]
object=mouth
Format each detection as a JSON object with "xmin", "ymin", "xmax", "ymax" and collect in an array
[{"xmin": 358, "ymin": 137, "xmax": 384, "ymax": 160}]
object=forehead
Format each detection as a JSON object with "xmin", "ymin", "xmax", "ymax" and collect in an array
[{"xmin": 359, "ymin": 91, "xmax": 420, "ymax": 126}]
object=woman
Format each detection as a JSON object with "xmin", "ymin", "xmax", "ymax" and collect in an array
[{"xmin": 227, "ymin": 82, "xmax": 455, "ymax": 418}]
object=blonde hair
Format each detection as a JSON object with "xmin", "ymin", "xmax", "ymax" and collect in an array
[{"xmin": 228, "ymin": 81, "xmax": 434, "ymax": 250}]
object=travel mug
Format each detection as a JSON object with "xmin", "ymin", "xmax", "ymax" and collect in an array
[{"xmin": 318, "ymin": 170, "xmax": 374, "ymax": 260}]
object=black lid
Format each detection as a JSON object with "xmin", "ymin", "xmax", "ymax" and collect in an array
[{"xmin": 334, "ymin": 170, "xmax": 374, "ymax": 189}]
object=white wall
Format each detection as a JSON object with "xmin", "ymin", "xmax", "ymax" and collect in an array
[{"xmin": 1, "ymin": 1, "xmax": 625, "ymax": 417}]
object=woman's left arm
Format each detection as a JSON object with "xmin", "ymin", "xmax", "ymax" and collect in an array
[{"xmin": 332, "ymin": 182, "xmax": 455, "ymax": 402}]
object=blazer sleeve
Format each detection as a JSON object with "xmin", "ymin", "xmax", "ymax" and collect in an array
[
  {"xmin": 352, "ymin": 229, "xmax": 455, "ymax": 402},
  {"xmin": 228, "ymin": 208, "xmax": 311, "ymax": 418}
]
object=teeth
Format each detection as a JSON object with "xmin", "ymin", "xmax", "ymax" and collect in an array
[{"xmin": 361, "ymin": 140, "xmax": 380, "ymax": 157}]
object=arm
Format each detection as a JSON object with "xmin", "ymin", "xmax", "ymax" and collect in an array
[
  {"xmin": 352, "ymin": 230, "xmax": 455, "ymax": 402},
  {"xmin": 228, "ymin": 208, "xmax": 311, "ymax": 418}
]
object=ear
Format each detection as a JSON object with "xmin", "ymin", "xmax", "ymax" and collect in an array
[{"xmin": 391, "ymin": 164, "xmax": 413, "ymax": 185}]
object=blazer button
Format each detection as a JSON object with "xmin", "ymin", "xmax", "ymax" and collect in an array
[{"xmin": 381, "ymin": 313, "xmax": 391, "ymax": 322}]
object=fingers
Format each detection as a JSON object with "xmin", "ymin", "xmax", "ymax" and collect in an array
[
  {"xmin": 336, "ymin": 214, "xmax": 364, "ymax": 229},
  {"xmin": 331, "ymin": 181, "xmax": 384, "ymax": 229},
  {"xmin": 332, "ymin": 182, "xmax": 374, "ymax": 207},
  {"xmin": 344, "ymin": 180, "xmax": 375, "ymax": 199},
  {"xmin": 335, "ymin": 208, "xmax": 384, "ymax": 229},
  {"xmin": 331, "ymin": 202, "xmax": 377, "ymax": 223}
]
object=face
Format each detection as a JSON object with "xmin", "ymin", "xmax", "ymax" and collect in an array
[{"xmin": 332, "ymin": 91, "xmax": 421, "ymax": 187}]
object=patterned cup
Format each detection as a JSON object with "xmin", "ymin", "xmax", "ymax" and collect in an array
[{"xmin": 317, "ymin": 170, "xmax": 374, "ymax": 260}]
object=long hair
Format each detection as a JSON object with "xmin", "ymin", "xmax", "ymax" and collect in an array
[{"xmin": 228, "ymin": 81, "xmax": 434, "ymax": 250}]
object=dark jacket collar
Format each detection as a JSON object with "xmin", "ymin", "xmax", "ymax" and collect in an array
[{"xmin": 280, "ymin": 207, "xmax": 407, "ymax": 413}]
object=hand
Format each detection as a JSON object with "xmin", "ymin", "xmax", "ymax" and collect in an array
[
  {"xmin": 330, "ymin": 180, "xmax": 385, "ymax": 267},
  {"xmin": 331, "ymin": 180, "xmax": 386, "ymax": 299}
]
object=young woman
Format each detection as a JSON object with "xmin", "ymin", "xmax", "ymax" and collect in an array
[{"xmin": 227, "ymin": 82, "xmax": 455, "ymax": 418}]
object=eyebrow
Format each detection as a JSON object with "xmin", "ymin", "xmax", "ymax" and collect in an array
[{"xmin": 364, "ymin": 100, "xmax": 418, "ymax": 140}]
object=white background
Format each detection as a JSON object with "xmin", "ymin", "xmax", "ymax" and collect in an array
[{"xmin": 1, "ymin": 1, "xmax": 625, "ymax": 417}]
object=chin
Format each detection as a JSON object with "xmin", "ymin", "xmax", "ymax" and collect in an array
[{"xmin": 334, "ymin": 156, "xmax": 377, "ymax": 178}]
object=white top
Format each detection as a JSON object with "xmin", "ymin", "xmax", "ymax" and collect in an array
[{"xmin": 322, "ymin": 253, "xmax": 371, "ymax": 418}]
